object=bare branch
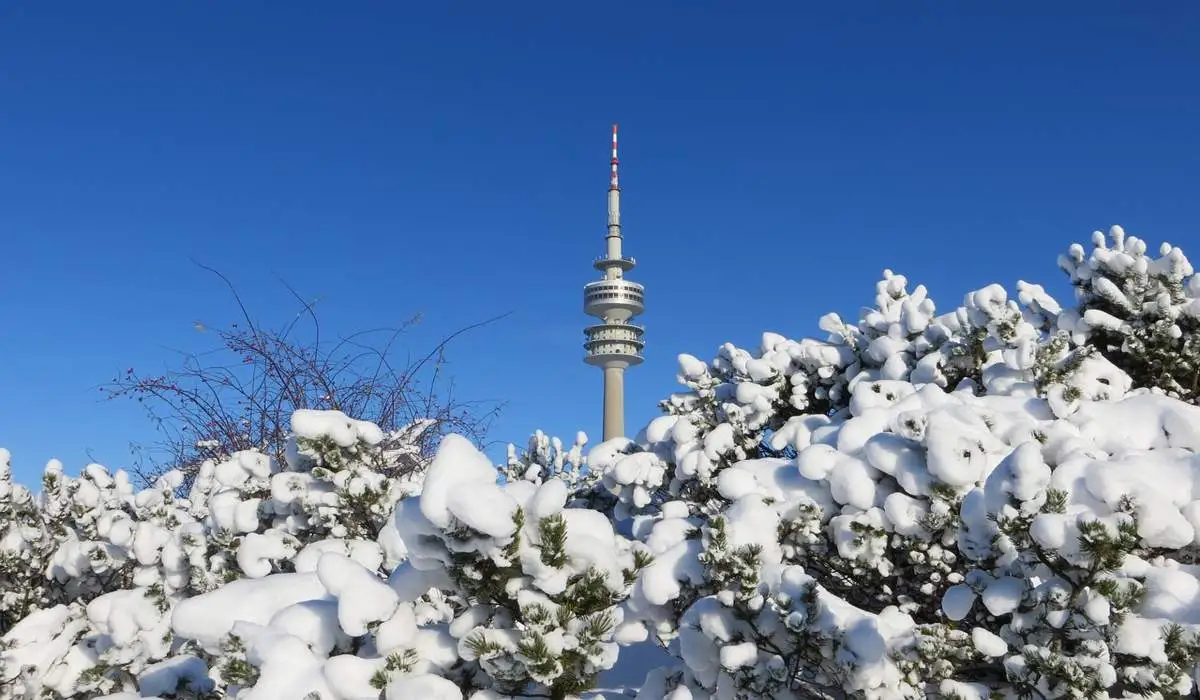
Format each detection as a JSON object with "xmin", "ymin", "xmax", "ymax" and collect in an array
[{"xmin": 100, "ymin": 266, "xmax": 506, "ymax": 485}]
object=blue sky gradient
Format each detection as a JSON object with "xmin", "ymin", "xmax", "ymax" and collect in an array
[{"xmin": 2, "ymin": 2, "xmax": 1198, "ymax": 483}]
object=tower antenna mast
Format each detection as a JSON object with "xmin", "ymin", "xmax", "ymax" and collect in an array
[{"xmin": 611, "ymin": 123, "xmax": 619, "ymax": 189}]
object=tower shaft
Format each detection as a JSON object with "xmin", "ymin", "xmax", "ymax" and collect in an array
[{"xmin": 602, "ymin": 365, "xmax": 625, "ymax": 441}]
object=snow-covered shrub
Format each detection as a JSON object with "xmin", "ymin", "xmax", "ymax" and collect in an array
[
  {"xmin": 622, "ymin": 383, "xmax": 1200, "ymax": 698},
  {"xmin": 385, "ymin": 434, "xmax": 650, "ymax": 699},
  {"xmin": 597, "ymin": 272, "xmax": 1041, "ymax": 521},
  {"xmin": 599, "ymin": 226, "xmax": 1200, "ymax": 698},
  {"xmin": 0, "ymin": 410, "xmax": 435, "ymax": 698},
  {"xmin": 134, "ymin": 434, "xmax": 648, "ymax": 700},
  {"xmin": 598, "ymin": 228, "xmax": 1191, "ymax": 527},
  {"xmin": 2, "ymin": 423, "xmax": 643, "ymax": 699},
  {"xmin": 502, "ymin": 430, "xmax": 590, "ymax": 491},
  {"xmin": 503, "ymin": 430, "xmax": 622, "ymax": 517},
  {"xmin": 1057, "ymin": 226, "xmax": 1200, "ymax": 404},
  {"xmin": 0, "ymin": 450, "xmax": 53, "ymax": 634}
]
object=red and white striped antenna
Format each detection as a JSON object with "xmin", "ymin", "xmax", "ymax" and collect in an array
[{"xmin": 610, "ymin": 123, "xmax": 619, "ymax": 189}]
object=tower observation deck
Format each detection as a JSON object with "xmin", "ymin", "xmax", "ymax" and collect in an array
[{"xmin": 584, "ymin": 125, "xmax": 644, "ymax": 441}]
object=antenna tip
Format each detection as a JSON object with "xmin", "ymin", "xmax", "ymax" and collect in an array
[{"xmin": 610, "ymin": 124, "xmax": 620, "ymax": 187}]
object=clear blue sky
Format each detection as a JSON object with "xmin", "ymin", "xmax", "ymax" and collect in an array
[{"xmin": 2, "ymin": 2, "xmax": 1198, "ymax": 485}]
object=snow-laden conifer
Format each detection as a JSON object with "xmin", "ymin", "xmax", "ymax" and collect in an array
[
  {"xmin": 384, "ymin": 434, "xmax": 649, "ymax": 699},
  {"xmin": 593, "ymin": 226, "xmax": 1200, "ymax": 699},
  {"xmin": 0, "ymin": 411, "xmax": 434, "ymax": 698}
]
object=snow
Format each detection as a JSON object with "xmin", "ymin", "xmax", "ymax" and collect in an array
[
  {"xmin": 981, "ymin": 576, "xmax": 1025, "ymax": 617},
  {"xmin": 372, "ymin": 600, "xmax": 418, "ymax": 654},
  {"xmin": 235, "ymin": 623, "xmax": 336, "ymax": 699},
  {"xmin": 291, "ymin": 408, "xmax": 385, "ymax": 447},
  {"xmin": 718, "ymin": 641, "xmax": 758, "ymax": 670},
  {"xmin": 385, "ymin": 673, "xmax": 463, "ymax": 700},
  {"xmin": 971, "ymin": 627, "xmax": 1008, "ymax": 657},
  {"xmin": 445, "ymin": 481, "xmax": 518, "ymax": 538},
  {"xmin": 137, "ymin": 655, "xmax": 212, "ymax": 696},
  {"xmin": 11, "ymin": 226, "xmax": 1200, "ymax": 699},
  {"xmin": 237, "ymin": 530, "xmax": 295, "ymax": 577},
  {"xmin": 418, "ymin": 433, "xmax": 501, "ymax": 528},
  {"xmin": 172, "ymin": 572, "xmax": 330, "ymax": 653},
  {"xmin": 0, "ymin": 605, "xmax": 89, "ymax": 685},
  {"xmin": 315, "ymin": 552, "xmax": 399, "ymax": 636},
  {"xmin": 293, "ymin": 538, "xmax": 385, "ymax": 573},
  {"xmin": 628, "ymin": 521, "xmax": 703, "ymax": 607},
  {"xmin": 266, "ymin": 599, "xmax": 347, "ymax": 654}
]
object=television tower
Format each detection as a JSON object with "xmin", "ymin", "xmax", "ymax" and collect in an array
[{"xmin": 583, "ymin": 124, "xmax": 645, "ymax": 441}]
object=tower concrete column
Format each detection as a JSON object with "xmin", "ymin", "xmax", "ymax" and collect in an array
[{"xmin": 602, "ymin": 365, "xmax": 625, "ymax": 442}]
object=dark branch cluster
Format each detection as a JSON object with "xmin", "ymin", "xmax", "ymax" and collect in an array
[{"xmin": 101, "ymin": 264, "xmax": 504, "ymax": 484}]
